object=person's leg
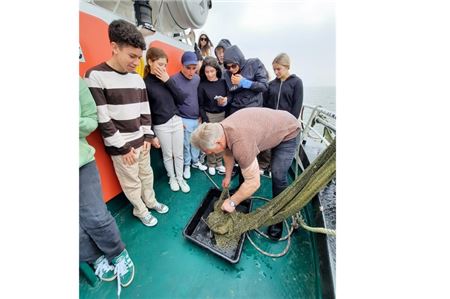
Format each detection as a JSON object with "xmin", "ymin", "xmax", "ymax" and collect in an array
[
  {"xmin": 138, "ymin": 147, "xmax": 158, "ymax": 208},
  {"xmin": 267, "ymin": 135, "xmax": 300, "ymax": 240},
  {"xmin": 111, "ymin": 151, "xmax": 150, "ymax": 219},
  {"xmin": 189, "ymin": 120, "xmax": 201, "ymax": 164},
  {"xmin": 153, "ymin": 122, "xmax": 176, "ymax": 179},
  {"xmin": 270, "ymin": 136, "xmax": 299, "ymax": 197},
  {"xmin": 172, "ymin": 116, "xmax": 185, "ymax": 180},
  {"xmin": 79, "ymin": 224, "xmax": 102, "ymax": 263},
  {"xmin": 181, "ymin": 118, "xmax": 192, "ymax": 167},
  {"xmin": 79, "ymin": 161, "xmax": 125, "ymax": 262},
  {"xmin": 206, "ymin": 112, "xmax": 225, "ymax": 168}
]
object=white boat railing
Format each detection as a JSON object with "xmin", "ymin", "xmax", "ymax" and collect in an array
[{"xmin": 294, "ymin": 104, "xmax": 336, "ymax": 176}]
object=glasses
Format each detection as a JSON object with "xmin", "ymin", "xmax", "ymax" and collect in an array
[
  {"xmin": 200, "ymin": 37, "xmax": 207, "ymax": 41},
  {"xmin": 225, "ymin": 64, "xmax": 239, "ymax": 70}
]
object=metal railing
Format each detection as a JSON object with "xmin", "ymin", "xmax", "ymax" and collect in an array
[{"xmin": 294, "ymin": 105, "xmax": 336, "ymax": 176}]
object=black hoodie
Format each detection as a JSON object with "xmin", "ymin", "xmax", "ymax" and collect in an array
[
  {"xmin": 263, "ymin": 74, "xmax": 303, "ymax": 118},
  {"xmin": 223, "ymin": 45, "xmax": 269, "ymax": 111}
]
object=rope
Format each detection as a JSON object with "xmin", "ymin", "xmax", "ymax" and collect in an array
[{"xmin": 200, "ymin": 165, "xmax": 335, "ymax": 258}]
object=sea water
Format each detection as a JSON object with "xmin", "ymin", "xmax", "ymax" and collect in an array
[{"xmin": 304, "ymin": 86, "xmax": 336, "ymax": 113}]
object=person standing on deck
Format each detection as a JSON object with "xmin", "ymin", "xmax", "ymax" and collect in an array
[
  {"xmin": 198, "ymin": 32, "xmax": 214, "ymax": 59},
  {"xmin": 191, "ymin": 108, "xmax": 301, "ymax": 240},
  {"xmin": 143, "ymin": 47, "xmax": 190, "ymax": 193},
  {"xmin": 222, "ymin": 45, "xmax": 269, "ymax": 116},
  {"xmin": 198, "ymin": 57, "xmax": 228, "ymax": 176},
  {"xmin": 171, "ymin": 51, "xmax": 208, "ymax": 180},
  {"xmin": 79, "ymin": 77, "xmax": 135, "ymax": 289},
  {"xmin": 258, "ymin": 53, "xmax": 304, "ymax": 173},
  {"xmin": 84, "ymin": 20, "xmax": 169, "ymax": 229}
]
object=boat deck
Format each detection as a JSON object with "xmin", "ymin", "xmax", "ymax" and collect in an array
[{"xmin": 79, "ymin": 150, "xmax": 325, "ymax": 299}]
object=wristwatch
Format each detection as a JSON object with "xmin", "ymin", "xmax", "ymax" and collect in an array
[{"xmin": 228, "ymin": 199, "xmax": 237, "ymax": 208}]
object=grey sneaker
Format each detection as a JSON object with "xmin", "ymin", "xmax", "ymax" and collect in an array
[
  {"xmin": 140, "ymin": 212, "xmax": 158, "ymax": 227},
  {"xmin": 152, "ymin": 202, "xmax": 169, "ymax": 214}
]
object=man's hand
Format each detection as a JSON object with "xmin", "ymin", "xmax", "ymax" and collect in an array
[
  {"xmin": 122, "ymin": 147, "xmax": 137, "ymax": 166},
  {"xmin": 221, "ymin": 198, "xmax": 236, "ymax": 213},
  {"xmin": 150, "ymin": 137, "xmax": 160, "ymax": 148}
]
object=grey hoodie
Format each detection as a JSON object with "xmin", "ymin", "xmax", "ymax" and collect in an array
[{"xmin": 223, "ymin": 45, "xmax": 269, "ymax": 111}]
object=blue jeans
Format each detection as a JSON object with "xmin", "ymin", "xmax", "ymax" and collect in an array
[
  {"xmin": 181, "ymin": 118, "xmax": 201, "ymax": 166},
  {"xmin": 270, "ymin": 134, "xmax": 300, "ymax": 197},
  {"xmin": 79, "ymin": 161, "xmax": 125, "ymax": 263}
]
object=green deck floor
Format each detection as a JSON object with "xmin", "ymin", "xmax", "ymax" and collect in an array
[{"xmin": 79, "ymin": 151, "xmax": 324, "ymax": 299}]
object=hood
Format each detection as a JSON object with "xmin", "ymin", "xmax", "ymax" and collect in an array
[
  {"xmin": 223, "ymin": 45, "xmax": 246, "ymax": 67},
  {"xmin": 214, "ymin": 39, "xmax": 232, "ymax": 57}
]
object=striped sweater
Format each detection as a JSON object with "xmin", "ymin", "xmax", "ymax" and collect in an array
[{"xmin": 85, "ymin": 62, "xmax": 154, "ymax": 155}]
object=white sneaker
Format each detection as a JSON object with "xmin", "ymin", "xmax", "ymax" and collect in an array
[
  {"xmin": 208, "ymin": 167, "xmax": 216, "ymax": 176},
  {"xmin": 140, "ymin": 212, "xmax": 158, "ymax": 227},
  {"xmin": 192, "ymin": 161, "xmax": 207, "ymax": 171},
  {"xmin": 177, "ymin": 178, "xmax": 190, "ymax": 193},
  {"xmin": 152, "ymin": 202, "xmax": 169, "ymax": 214},
  {"xmin": 183, "ymin": 166, "xmax": 191, "ymax": 179},
  {"xmin": 215, "ymin": 165, "xmax": 226, "ymax": 175},
  {"xmin": 199, "ymin": 152, "xmax": 206, "ymax": 164},
  {"xmin": 169, "ymin": 177, "xmax": 180, "ymax": 191}
]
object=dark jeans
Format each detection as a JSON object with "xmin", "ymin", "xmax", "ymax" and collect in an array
[
  {"xmin": 270, "ymin": 134, "xmax": 300, "ymax": 197},
  {"xmin": 79, "ymin": 161, "xmax": 125, "ymax": 263}
]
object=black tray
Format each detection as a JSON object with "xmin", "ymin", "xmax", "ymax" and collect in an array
[{"xmin": 183, "ymin": 188, "xmax": 252, "ymax": 264}]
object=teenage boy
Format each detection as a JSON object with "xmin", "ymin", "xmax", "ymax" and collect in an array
[{"xmin": 84, "ymin": 20, "xmax": 169, "ymax": 228}]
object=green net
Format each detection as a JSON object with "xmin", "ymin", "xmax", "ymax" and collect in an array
[{"xmin": 206, "ymin": 139, "xmax": 336, "ymax": 247}]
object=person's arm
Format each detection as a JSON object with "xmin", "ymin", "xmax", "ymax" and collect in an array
[
  {"xmin": 235, "ymin": 59, "xmax": 269, "ymax": 93},
  {"xmin": 84, "ymin": 74, "xmax": 131, "ymax": 155},
  {"xmin": 222, "ymin": 157, "xmax": 260, "ymax": 213},
  {"xmin": 140, "ymin": 90, "xmax": 158, "ymax": 151},
  {"xmin": 221, "ymin": 149, "xmax": 235, "ymax": 189},
  {"xmin": 79, "ymin": 78, "xmax": 98, "ymax": 137},
  {"xmin": 198, "ymin": 85, "xmax": 209, "ymax": 122},
  {"xmin": 290, "ymin": 78, "xmax": 303, "ymax": 119},
  {"xmin": 262, "ymin": 84, "xmax": 271, "ymax": 108}
]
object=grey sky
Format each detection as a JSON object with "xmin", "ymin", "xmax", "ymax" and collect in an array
[{"xmin": 195, "ymin": 0, "xmax": 335, "ymax": 87}]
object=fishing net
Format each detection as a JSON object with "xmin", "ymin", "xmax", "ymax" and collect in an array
[{"xmin": 206, "ymin": 139, "xmax": 336, "ymax": 248}]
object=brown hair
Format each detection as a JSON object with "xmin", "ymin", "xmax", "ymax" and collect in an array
[{"xmin": 144, "ymin": 47, "xmax": 168, "ymax": 78}]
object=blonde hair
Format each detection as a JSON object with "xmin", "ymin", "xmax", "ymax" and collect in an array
[
  {"xmin": 191, "ymin": 123, "xmax": 222, "ymax": 150},
  {"xmin": 273, "ymin": 53, "xmax": 291, "ymax": 69}
]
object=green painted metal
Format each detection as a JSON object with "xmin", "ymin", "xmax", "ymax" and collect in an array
[
  {"xmin": 79, "ymin": 262, "xmax": 99, "ymax": 287},
  {"xmin": 79, "ymin": 150, "xmax": 324, "ymax": 299}
]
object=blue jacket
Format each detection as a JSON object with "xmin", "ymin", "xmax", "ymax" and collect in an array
[{"xmin": 223, "ymin": 45, "xmax": 269, "ymax": 110}]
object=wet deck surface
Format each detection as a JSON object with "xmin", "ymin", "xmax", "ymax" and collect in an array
[{"xmin": 79, "ymin": 151, "xmax": 323, "ymax": 299}]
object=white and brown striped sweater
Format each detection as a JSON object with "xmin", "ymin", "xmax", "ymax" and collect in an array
[{"xmin": 85, "ymin": 62, "xmax": 155, "ymax": 155}]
